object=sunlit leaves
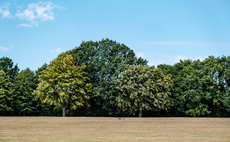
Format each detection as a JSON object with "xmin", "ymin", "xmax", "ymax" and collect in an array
[
  {"xmin": 115, "ymin": 65, "xmax": 174, "ymax": 116},
  {"xmin": 68, "ymin": 39, "xmax": 147, "ymax": 116},
  {"xmin": 33, "ymin": 52, "xmax": 92, "ymax": 116},
  {"xmin": 0, "ymin": 70, "xmax": 15, "ymax": 112}
]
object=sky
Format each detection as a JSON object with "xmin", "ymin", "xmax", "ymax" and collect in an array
[{"xmin": 1, "ymin": 0, "xmax": 230, "ymax": 71}]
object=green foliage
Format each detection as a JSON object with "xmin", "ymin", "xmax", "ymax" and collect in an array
[
  {"xmin": 158, "ymin": 57, "xmax": 230, "ymax": 117},
  {"xmin": 68, "ymin": 39, "xmax": 147, "ymax": 116},
  {"xmin": 115, "ymin": 65, "xmax": 174, "ymax": 117},
  {"xmin": 223, "ymin": 87, "xmax": 230, "ymax": 113},
  {"xmin": 31, "ymin": 63, "xmax": 54, "ymax": 116},
  {"xmin": 2, "ymin": 41, "xmax": 230, "ymax": 117},
  {"xmin": 35, "ymin": 63, "xmax": 48, "ymax": 85},
  {"xmin": 33, "ymin": 52, "xmax": 92, "ymax": 116},
  {"xmin": 0, "ymin": 57, "xmax": 19, "ymax": 115},
  {"xmin": 14, "ymin": 68, "xmax": 37, "ymax": 116},
  {"xmin": 0, "ymin": 57, "xmax": 19, "ymax": 78},
  {"xmin": 0, "ymin": 70, "xmax": 15, "ymax": 114}
]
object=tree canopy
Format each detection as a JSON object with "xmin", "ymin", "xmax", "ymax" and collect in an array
[
  {"xmin": 158, "ymin": 56, "xmax": 230, "ymax": 117},
  {"xmin": 14, "ymin": 68, "xmax": 37, "ymax": 116},
  {"xmin": 0, "ymin": 57, "xmax": 19, "ymax": 78},
  {"xmin": 33, "ymin": 53, "xmax": 92, "ymax": 117},
  {"xmin": 68, "ymin": 38, "xmax": 147, "ymax": 116},
  {"xmin": 115, "ymin": 65, "xmax": 173, "ymax": 117},
  {"xmin": 0, "ymin": 70, "xmax": 15, "ymax": 114},
  {"xmin": 1, "ymin": 40, "xmax": 230, "ymax": 117}
]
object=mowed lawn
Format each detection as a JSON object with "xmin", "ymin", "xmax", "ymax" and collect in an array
[{"xmin": 0, "ymin": 117, "xmax": 230, "ymax": 142}]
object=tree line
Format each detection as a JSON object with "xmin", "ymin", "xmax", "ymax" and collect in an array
[{"xmin": 1, "ymin": 39, "xmax": 230, "ymax": 117}]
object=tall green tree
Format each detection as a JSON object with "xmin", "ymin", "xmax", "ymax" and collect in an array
[
  {"xmin": 201, "ymin": 56, "xmax": 225, "ymax": 116},
  {"xmin": 14, "ymin": 68, "xmax": 37, "ymax": 116},
  {"xmin": 35, "ymin": 63, "xmax": 48, "ymax": 85},
  {"xmin": 33, "ymin": 53, "xmax": 92, "ymax": 117},
  {"xmin": 0, "ymin": 57, "xmax": 19, "ymax": 115},
  {"xmin": 158, "ymin": 57, "xmax": 228, "ymax": 117},
  {"xmin": 68, "ymin": 39, "xmax": 147, "ymax": 116},
  {"xmin": 0, "ymin": 70, "xmax": 15, "ymax": 115},
  {"xmin": 179, "ymin": 62, "xmax": 219, "ymax": 116},
  {"xmin": 223, "ymin": 87, "xmax": 230, "ymax": 114},
  {"xmin": 34, "ymin": 63, "xmax": 59, "ymax": 116},
  {"xmin": 0, "ymin": 57, "xmax": 19, "ymax": 78},
  {"xmin": 158, "ymin": 60, "xmax": 192, "ymax": 116},
  {"xmin": 115, "ymin": 65, "xmax": 173, "ymax": 117}
]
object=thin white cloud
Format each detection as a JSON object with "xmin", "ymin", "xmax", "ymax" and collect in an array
[
  {"xmin": 194, "ymin": 56, "xmax": 205, "ymax": 61},
  {"xmin": 148, "ymin": 41, "xmax": 230, "ymax": 47},
  {"xmin": 149, "ymin": 41, "xmax": 190, "ymax": 45},
  {"xmin": 51, "ymin": 48, "xmax": 62, "ymax": 53},
  {"xmin": 136, "ymin": 52, "xmax": 145, "ymax": 58},
  {"xmin": 0, "ymin": 3, "xmax": 12, "ymax": 18},
  {"xmin": 0, "ymin": 46, "xmax": 9, "ymax": 51},
  {"xmin": 148, "ymin": 55, "xmax": 186, "ymax": 66},
  {"xmin": 19, "ymin": 21, "xmax": 38, "ymax": 27},
  {"xmin": 148, "ymin": 60, "xmax": 162, "ymax": 66},
  {"xmin": 1, "ymin": 45, "xmax": 14, "ymax": 51},
  {"xmin": 148, "ymin": 54, "xmax": 206, "ymax": 66},
  {"xmin": 163, "ymin": 54, "xmax": 189, "ymax": 64},
  {"xmin": 16, "ymin": 1, "xmax": 57, "ymax": 27}
]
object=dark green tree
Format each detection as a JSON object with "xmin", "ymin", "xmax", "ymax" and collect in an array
[
  {"xmin": 158, "ymin": 60, "xmax": 192, "ymax": 116},
  {"xmin": 158, "ymin": 57, "xmax": 228, "ymax": 117},
  {"xmin": 0, "ymin": 70, "xmax": 15, "ymax": 115},
  {"xmin": 179, "ymin": 61, "xmax": 219, "ymax": 116},
  {"xmin": 223, "ymin": 87, "xmax": 230, "ymax": 114},
  {"xmin": 0, "ymin": 57, "xmax": 19, "ymax": 78},
  {"xmin": 14, "ymin": 68, "xmax": 37, "ymax": 116},
  {"xmin": 115, "ymin": 65, "xmax": 173, "ymax": 117},
  {"xmin": 68, "ymin": 39, "xmax": 147, "ymax": 116},
  {"xmin": 0, "ymin": 57, "xmax": 19, "ymax": 115}
]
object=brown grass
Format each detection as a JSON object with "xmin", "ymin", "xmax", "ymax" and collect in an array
[{"xmin": 0, "ymin": 117, "xmax": 230, "ymax": 142}]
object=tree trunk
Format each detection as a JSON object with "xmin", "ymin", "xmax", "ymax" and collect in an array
[
  {"xmin": 139, "ymin": 108, "xmax": 142, "ymax": 117},
  {"xmin": 62, "ymin": 107, "xmax": 66, "ymax": 117}
]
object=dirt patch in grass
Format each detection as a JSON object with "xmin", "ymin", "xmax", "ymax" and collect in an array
[{"xmin": 0, "ymin": 117, "xmax": 229, "ymax": 142}]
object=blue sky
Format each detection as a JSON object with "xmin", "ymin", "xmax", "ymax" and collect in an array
[{"xmin": 1, "ymin": 0, "xmax": 230, "ymax": 71}]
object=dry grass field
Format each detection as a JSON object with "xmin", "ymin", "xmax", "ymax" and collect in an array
[{"xmin": 0, "ymin": 117, "xmax": 230, "ymax": 142}]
